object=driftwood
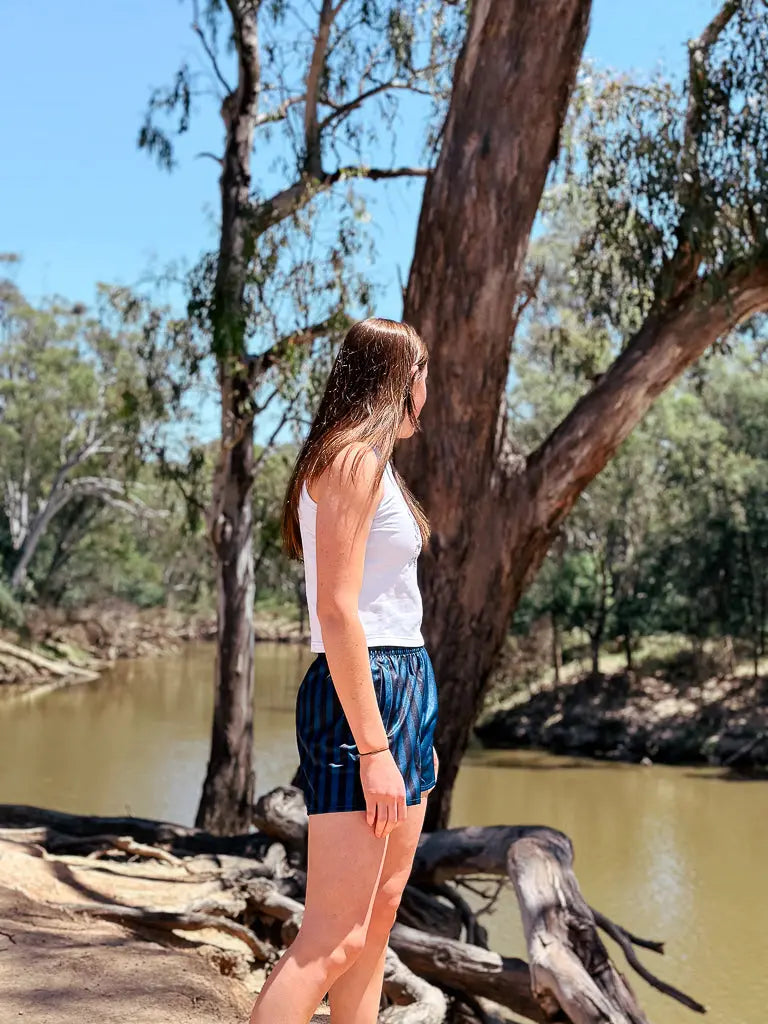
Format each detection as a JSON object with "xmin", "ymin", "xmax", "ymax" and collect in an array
[
  {"xmin": 381, "ymin": 946, "xmax": 448, "ymax": 1023},
  {"xmin": 0, "ymin": 639, "xmax": 98, "ymax": 678},
  {"xmin": 0, "ymin": 797, "xmax": 704, "ymax": 1023},
  {"xmin": 411, "ymin": 825, "xmax": 705, "ymax": 1020},
  {"xmin": 58, "ymin": 901, "xmax": 273, "ymax": 960},
  {"xmin": 0, "ymin": 639, "xmax": 101, "ymax": 693},
  {"xmin": 390, "ymin": 922, "xmax": 543, "ymax": 1022},
  {"xmin": 0, "ymin": 804, "xmax": 272, "ymax": 858}
]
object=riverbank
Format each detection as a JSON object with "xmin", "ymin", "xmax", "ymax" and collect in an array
[
  {"xmin": 0, "ymin": 600, "xmax": 307, "ymax": 693},
  {"xmin": 475, "ymin": 665, "xmax": 768, "ymax": 771}
]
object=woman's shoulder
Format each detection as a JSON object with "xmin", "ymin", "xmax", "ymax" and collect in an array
[{"xmin": 309, "ymin": 442, "xmax": 385, "ymax": 507}]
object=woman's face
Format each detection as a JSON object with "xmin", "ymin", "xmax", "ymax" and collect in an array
[{"xmin": 398, "ymin": 361, "xmax": 428, "ymax": 438}]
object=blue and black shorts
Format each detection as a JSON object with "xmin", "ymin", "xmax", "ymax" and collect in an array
[{"xmin": 295, "ymin": 644, "xmax": 439, "ymax": 815}]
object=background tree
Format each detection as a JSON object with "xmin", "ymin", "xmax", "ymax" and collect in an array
[
  {"xmin": 141, "ymin": 0, "xmax": 465, "ymax": 833},
  {"xmin": 0, "ymin": 278, "xmax": 196, "ymax": 597},
  {"xmin": 644, "ymin": 349, "xmax": 768, "ymax": 677}
]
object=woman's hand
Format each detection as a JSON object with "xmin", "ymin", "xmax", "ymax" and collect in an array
[{"xmin": 359, "ymin": 748, "xmax": 407, "ymax": 838}]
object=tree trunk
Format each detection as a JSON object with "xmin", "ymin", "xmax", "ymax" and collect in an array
[
  {"xmin": 623, "ymin": 625, "xmax": 633, "ymax": 673},
  {"xmin": 400, "ymin": 0, "xmax": 768, "ymax": 831},
  {"xmin": 196, "ymin": 2, "xmax": 260, "ymax": 835},
  {"xmin": 551, "ymin": 612, "xmax": 561, "ymax": 686},
  {"xmin": 196, "ymin": 370, "xmax": 257, "ymax": 834},
  {"xmin": 399, "ymin": 0, "xmax": 593, "ymax": 830},
  {"xmin": 589, "ymin": 630, "xmax": 601, "ymax": 676},
  {"xmin": 591, "ymin": 560, "xmax": 609, "ymax": 675}
]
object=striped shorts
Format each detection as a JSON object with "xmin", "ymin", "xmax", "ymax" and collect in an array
[{"xmin": 294, "ymin": 644, "xmax": 439, "ymax": 815}]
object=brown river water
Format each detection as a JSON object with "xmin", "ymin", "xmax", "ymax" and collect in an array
[{"xmin": 1, "ymin": 640, "xmax": 765, "ymax": 1024}]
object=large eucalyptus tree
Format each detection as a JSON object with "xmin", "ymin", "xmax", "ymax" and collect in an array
[{"xmin": 397, "ymin": 0, "xmax": 768, "ymax": 829}]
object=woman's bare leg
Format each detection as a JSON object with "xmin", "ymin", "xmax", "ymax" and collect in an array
[
  {"xmin": 249, "ymin": 808, "xmax": 389, "ymax": 1024},
  {"xmin": 327, "ymin": 790, "xmax": 431, "ymax": 1024}
]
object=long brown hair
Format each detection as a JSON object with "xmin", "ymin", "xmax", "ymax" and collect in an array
[{"xmin": 281, "ymin": 317, "xmax": 431, "ymax": 561}]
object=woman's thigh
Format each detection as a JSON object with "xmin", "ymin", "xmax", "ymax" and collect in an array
[
  {"xmin": 302, "ymin": 809, "xmax": 390, "ymax": 937},
  {"xmin": 374, "ymin": 790, "xmax": 430, "ymax": 908}
]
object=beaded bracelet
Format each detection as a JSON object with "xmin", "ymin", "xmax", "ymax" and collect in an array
[{"xmin": 359, "ymin": 745, "xmax": 389, "ymax": 756}]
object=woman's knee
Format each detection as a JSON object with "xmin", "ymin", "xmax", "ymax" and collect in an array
[
  {"xmin": 328, "ymin": 924, "xmax": 369, "ymax": 973},
  {"xmin": 296, "ymin": 919, "xmax": 369, "ymax": 974},
  {"xmin": 369, "ymin": 878, "xmax": 406, "ymax": 934}
]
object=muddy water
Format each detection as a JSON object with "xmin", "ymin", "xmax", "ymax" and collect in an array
[{"xmin": 1, "ymin": 641, "xmax": 765, "ymax": 1023}]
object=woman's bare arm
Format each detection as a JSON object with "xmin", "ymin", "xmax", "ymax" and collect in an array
[{"xmin": 314, "ymin": 443, "xmax": 389, "ymax": 753}]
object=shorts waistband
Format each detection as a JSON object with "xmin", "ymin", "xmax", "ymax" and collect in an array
[
  {"xmin": 369, "ymin": 644, "xmax": 426, "ymax": 656},
  {"xmin": 315, "ymin": 644, "xmax": 425, "ymax": 659}
]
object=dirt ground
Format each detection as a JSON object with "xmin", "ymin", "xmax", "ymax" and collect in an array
[{"xmin": 0, "ymin": 837, "xmax": 328, "ymax": 1024}]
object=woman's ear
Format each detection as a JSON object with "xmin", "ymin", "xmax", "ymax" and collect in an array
[{"xmin": 404, "ymin": 388, "xmax": 415, "ymax": 418}]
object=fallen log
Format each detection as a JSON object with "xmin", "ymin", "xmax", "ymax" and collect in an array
[
  {"xmin": 58, "ymin": 901, "xmax": 274, "ymax": 960},
  {"xmin": 410, "ymin": 825, "xmax": 705, "ymax": 1020},
  {"xmin": 0, "ymin": 639, "xmax": 99, "ymax": 682},
  {"xmin": 381, "ymin": 946, "xmax": 449, "ymax": 1023},
  {"xmin": 390, "ymin": 922, "xmax": 546, "ymax": 1022},
  {"xmin": 70, "ymin": 832, "xmax": 185, "ymax": 865},
  {"xmin": 0, "ymin": 804, "xmax": 272, "ymax": 858},
  {"xmin": 253, "ymin": 786, "xmax": 308, "ymax": 851}
]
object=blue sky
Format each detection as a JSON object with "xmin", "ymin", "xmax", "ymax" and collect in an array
[{"xmin": 1, "ymin": 0, "xmax": 719, "ymax": 441}]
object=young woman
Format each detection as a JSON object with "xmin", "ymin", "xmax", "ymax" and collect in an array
[{"xmin": 249, "ymin": 317, "xmax": 438, "ymax": 1024}]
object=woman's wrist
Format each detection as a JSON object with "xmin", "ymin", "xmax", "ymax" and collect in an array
[{"xmin": 359, "ymin": 743, "xmax": 390, "ymax": 756}]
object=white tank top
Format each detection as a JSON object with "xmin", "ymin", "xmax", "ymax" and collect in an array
[{"xmin": 298, "ymin": 460, "xmax": 424, "ymax": 652}]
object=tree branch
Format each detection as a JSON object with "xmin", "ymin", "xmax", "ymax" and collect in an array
[
  {"xmin": 60, "ymin": 477, "xmax": 166, "ymax": 517},
  {"xmin": 59, "ymin": 901, "xmax": 272, "ymax": 960},
  {"xmin": 523, "ymin": 259, "xmax": 768, "ymax": 566},
  {"xmin": 388, "ymin": 923, "xmax": 543, "ymax": 1023},
  {"xmin": 252, "ymin": 405, "xmax": 292, "ymax": 484},
  {"xmin": 191, "ymin": 0, "xmax": 234, "ymax": 96},
  {"xmin": 10, "ymin": 473, "xmax": 168, "ymax": 589},
  {"xmin": 304, "ymin": 0, "xmax": 337, "ymax": 177},
  {"xmin": 382, "ymin": 945, "xmax": 450, "ymax": 1021},
  {"xmin": 254, "ymin": 93, "xmax": 306, "ymax": 126},
  {"xmin": 195, "ymin": 150, "xmax": 224, "ymax": 164},
  {"xmin": 223, "ymin": 0, "xmax": 261, "ymax": 127},
  {"xmin": 685, "ymin": 0, "xmax": 741, "ymax": 153},
  {"xmin": 592, "ymin": 910, "xmax": 705, "ymax": 1013},
  {"xmin": 334, "ymin": 164, "xmax": 429, "ymax": 182},
  {"xmin": 318, "ymin": 73, "xmax": 442, "ymax": 133},
  {"xmin": 692, "ymin": 0, "xmax": 741, "ymax": 57},
  {"xmin": 249, "ymin": 165, "xmax": 428, "ymax": 234},
  {"xmin": 246, "ymin": 314, "xmax": 350, "ymax": 378},
  {"xmin": 672, "ymin": 0, "xmax": 742, "ymax": 288}
]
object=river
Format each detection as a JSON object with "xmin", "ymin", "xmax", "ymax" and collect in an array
[{"xmin": 1, "ymin": 641, "xmax": 765, "ymax": 1024}]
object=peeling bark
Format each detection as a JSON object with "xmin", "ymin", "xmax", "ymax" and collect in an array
[{"xmin": 399, "ymin": 0, "xmax": 594, "ymax": 830}]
